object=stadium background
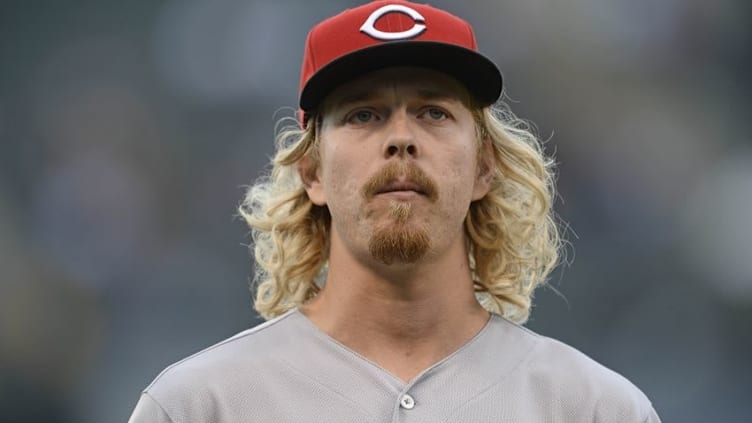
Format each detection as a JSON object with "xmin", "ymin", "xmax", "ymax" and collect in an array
[{"xmin": 0, "ymin": 0, "xmax": 750, "ymax": 421}]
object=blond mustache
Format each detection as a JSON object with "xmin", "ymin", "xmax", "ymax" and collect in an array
[{"xmin": 361, "ymin": 162, "xmax": 438, "ymax": 202}]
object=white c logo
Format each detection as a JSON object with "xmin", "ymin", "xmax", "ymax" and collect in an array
[{"xmin": 360, "ymin": 4, "xmax": 427, "ymax": 41}]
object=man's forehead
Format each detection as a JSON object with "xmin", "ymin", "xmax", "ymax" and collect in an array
[{"xmin": 323, "ymin": 67, "xmax": 474, "ymax": 109}]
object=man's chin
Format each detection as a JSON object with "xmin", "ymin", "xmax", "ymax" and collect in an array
[{"xmin": 368, "ymin": 228, "xmax": 430, "ymax": 265}]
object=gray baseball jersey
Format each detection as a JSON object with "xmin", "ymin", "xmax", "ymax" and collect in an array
[{"xmin": 129, "ymin": 310, "xmax": 661, "ymax": 422}]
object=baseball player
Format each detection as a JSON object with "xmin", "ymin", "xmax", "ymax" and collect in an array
[{"xmin": 129, "ymin": 1, "xmax": 661, "ymax": 421}]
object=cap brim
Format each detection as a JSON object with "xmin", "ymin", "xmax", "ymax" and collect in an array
[{"xmin": 299, "ymin": 41, "xmax": 502, "ymax": 113}]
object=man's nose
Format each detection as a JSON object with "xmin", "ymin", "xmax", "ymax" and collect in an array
[{"xmin": 383, "ymin": 110, "xmax": 419, "ymax": 158}]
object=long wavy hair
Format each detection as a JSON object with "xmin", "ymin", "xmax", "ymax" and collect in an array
[{"xmin": 239, "ymin": 102, "xmax": 561, "ymax": 324}]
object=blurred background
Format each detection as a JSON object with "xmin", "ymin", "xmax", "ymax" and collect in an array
[{"xmin": 0, "ymin": 0, "xmax": 750, "ymax": 421}]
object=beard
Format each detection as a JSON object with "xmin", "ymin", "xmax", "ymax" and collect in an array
[
  {"xmin": 368, "ymin": 201, "xmax": 430, "ymax": 265},
  {"xmin": 362, "ymin": 161, "xmax": 438, "ymax": 265}
]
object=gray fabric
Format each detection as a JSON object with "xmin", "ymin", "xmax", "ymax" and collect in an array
[{"xmin": 129, "ymin": 310, "xmax": 661, "ymax": 422}]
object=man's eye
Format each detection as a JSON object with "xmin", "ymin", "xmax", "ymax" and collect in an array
[
  {"xmin": 423, "ymin": 108, "xmax": 448, "ymax": 121},
  {"xmin": 348, "ymin": 110, "xmax": 376, "ymax": 123}
]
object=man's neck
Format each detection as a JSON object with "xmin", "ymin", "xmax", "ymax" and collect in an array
[{"xmin": 300, "ymin": 245, "xmax": 490, "ymax": 382}]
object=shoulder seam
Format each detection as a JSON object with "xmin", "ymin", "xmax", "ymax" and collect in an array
[
  {"xmin": 494, "ymin": 314, "xmax": 544, "ymax": 339},
  {"xmin": 143, "ymin": 391, "xmax": 176, "ymax": 423},
  {"xmin": 145, "ymin": 310, "xmax": 297, "ymax": 390}
]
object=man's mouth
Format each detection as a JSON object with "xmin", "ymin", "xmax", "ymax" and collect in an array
[{"xmin": 376, "ymin": 181, "xmax": 427, "ymax": 196}]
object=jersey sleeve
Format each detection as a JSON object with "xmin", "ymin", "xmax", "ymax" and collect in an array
[
  {"xmin": 643, "ymin": 405, "xmax": 662, "ymax": 423},
  {"xmin": 128, "ymin": 392, "xmax": 175, "ymax": 423}
]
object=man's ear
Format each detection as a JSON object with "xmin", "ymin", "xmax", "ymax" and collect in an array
[
  {"xmin": 298, "ymin": 155, "xmax": 326, "ymax": 206},
  {"xmin": 471, "ymin": 138, "xmax": 495, "ymax": 201}
]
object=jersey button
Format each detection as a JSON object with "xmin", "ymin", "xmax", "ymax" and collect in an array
[{"xmin": 400, "ymin": 394, "xmax": 415, "ymax": 410}]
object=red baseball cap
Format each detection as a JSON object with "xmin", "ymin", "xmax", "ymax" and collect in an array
[{"xmin": 298, "ymin": 0, "xmax": 503, "ymax": 122}]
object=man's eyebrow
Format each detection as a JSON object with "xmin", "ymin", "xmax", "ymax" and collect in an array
[
  {"xmin": 330, "ymin": 86, "xmax": 463, "ymax": 109},
  {"xmin": 415, "ymin": 88, "xmax": 459, "ymax": 101},
  {"xmin": 333, "ymin": 91, "xmax": 377, "ymax": 108}
]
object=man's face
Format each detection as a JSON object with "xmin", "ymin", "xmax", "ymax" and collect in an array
[{"xmin": 302, "ymin": 67, "xmax": 491, "ymax": 267}]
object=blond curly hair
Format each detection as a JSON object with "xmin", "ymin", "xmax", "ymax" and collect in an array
[{"xmin": 239, "ymin": 103, "xmax": 560, "ymax": 324}]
